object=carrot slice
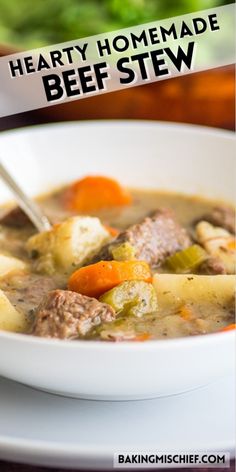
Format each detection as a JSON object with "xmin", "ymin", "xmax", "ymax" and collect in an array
[
  {"xmin": 220, "ymin": 323, "xmax": 236, "ymax": 332},
  {"xmin": 179, "ymin": 305, "xmax": 193, "ymax": 321},
  {"xmin": 226, "ymin": 239, "xmax": 236, "ymax": 251},
  {"xmin": 103, "ymin": 225, "xmax": 120, "ymax": 238},
  {"xmin": 68, "ymin": 260, "xmax": 152, "ymax": 298},
  {"xmin": 63, "ymin": 176, "xmax": 132, "ymax": 212},
  {"xmin": 131, "ymin": 333, "xmax": 152, "ymax": 342}
]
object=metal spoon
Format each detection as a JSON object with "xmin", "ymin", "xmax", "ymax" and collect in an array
[{"xmin": 0, "ymin": 160, "xmax": 51, "ymax": 232}]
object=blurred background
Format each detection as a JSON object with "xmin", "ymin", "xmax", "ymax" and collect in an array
[{"xmin": 0, "ymin": 0, "xmax": 234, "ymax": 131}]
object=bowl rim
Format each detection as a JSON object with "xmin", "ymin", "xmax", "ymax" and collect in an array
[
  {"xmin": 0, "ymin": 118, "xmax": 235, "ymax": 140},
  {"xmin": 0, "ymin": 327, "xmax": 234, "ymax": 350}
]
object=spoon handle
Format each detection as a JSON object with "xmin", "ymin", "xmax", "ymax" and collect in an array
[{"xmin": 0, "ymin": 161, "xmax": 51, "ymax": 232}]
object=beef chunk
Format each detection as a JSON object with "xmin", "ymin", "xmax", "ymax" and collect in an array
[
  {"xmin": 200, "ymin": 256, "xmax": 227, "ymax": 275},
  {"xmin": 24, "ymin": 276, "xmax": 59, "ymax": 307},
  {"xmin": 197, "ymin": 206, "xmax": 235, "ymax": 235},
  {"xmin": 32, "ymin": 290, "xmax": 116, "ymax": 339},
  {"xmin": 0, "ymin": 206, "xmax": 33, "ymax": 228},
  {"xmin": 91, "ymin": 209, "xmax": 191, "ymax": 267}
]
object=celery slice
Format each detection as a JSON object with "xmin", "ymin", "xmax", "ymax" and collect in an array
[
  {"xmin": 110, "ymin": 242, "xmax": 136, "ymax": 261},
  {"xmin": 99, "ymin": 280, "xmax": 158, "ymax": 317},
  {"xmin": 166, "ymin": 245, "xmax": 207, "ymax": 273}
]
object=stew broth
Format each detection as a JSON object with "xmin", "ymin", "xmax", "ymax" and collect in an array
[{"xmin": 0, "ymin": 185, "xmax": 235, "ymax": 340}]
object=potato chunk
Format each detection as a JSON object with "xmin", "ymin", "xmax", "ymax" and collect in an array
[
  {"xmin": 0, "ymin": 254, "xmax": 27, "ymax": 277},
  {"xmin": 26, "ymin": 216, "xmax": 110, "ymax": 274},
  {"xmin": 0, "ymin": 289, "xmax": 28, "ymax": 332},
  {"xmin": 153, "ymin": 274, "xmax": 235, "ymax": 308}
]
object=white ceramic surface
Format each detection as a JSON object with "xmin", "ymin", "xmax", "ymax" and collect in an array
[
  {"xmin": 0, "ymin": 121, "xmax": 235, "ymax": 400},
  {"xmin": 0, "ymin": 374, "xmax": 235, "ymax": 469}
]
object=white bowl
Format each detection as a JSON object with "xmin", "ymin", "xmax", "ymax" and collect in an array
[{"xmin": 0, "ymin": 121, "xmax": 235, "ymax": 400}]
